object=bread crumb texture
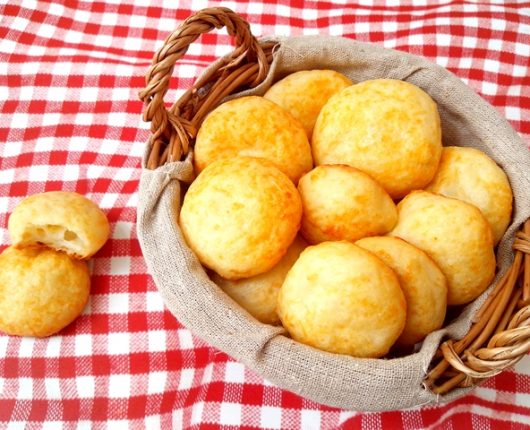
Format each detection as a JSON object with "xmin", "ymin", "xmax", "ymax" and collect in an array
[
  {"xmin": 180, "ymin": 157, "xmax": 303, "ymax": 280},
  {"xmin": 0, "ymin": 246, "xmax": 90, "ymax": 337},
  {"xmin": 426, "ymin": 146, "xmax": 513, "ymax": 245},
  {"xmin": 389, "ymin": 191, "xmax": 495, "ymax": 305},
  {"xmin": 194, "ymin": 96, "xmax": 313, "ymax": 183},
  {"xmin": 356, "ymin": 236, "xmax": 447, "ymax": 346},
  {"xmin": 278, "ymin": 241, "xmax": 406, "ymax": 358},
  {"xmin": 8, "ymin": 191, "xmax": 110, "ymax": 259},
  {"xmin": 298, "ymin": 164, "xmax": 397, "ymax": 244},
  {"xmin": 312, "ymin": 79, "xmax": 442, "ymax": 198},
  {"xmin": 264, "ymin": 70, "xmax": 352, "ymax": 138}
]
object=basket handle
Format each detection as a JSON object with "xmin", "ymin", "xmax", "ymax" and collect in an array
[
  {"xmin": 139, "ymin": 7, "xmax": 274, "ymax": 170},
  {"xmin": 426, "ymin": 219, "xmax": 530, "ymax": 393}
]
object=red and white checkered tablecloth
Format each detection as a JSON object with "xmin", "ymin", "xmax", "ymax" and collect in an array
[{"xmin": 1, "ymin": 1, "xmax": 529, "ymax": 428}]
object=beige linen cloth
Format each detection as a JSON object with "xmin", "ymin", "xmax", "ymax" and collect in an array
[{"xmin": 137, "ymin": 36, "xmax": 530, "ymax": 411}]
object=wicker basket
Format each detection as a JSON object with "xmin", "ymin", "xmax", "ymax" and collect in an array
[{"xmin": 138, "ymin": 7, "xmax": 530, "ymax": 408}]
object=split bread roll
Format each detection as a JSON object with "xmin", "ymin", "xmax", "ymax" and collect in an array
[
  {"xmin": 212, "ymin": 236, "xmax": 307, "ymax": 325},
  {"xmin": 426, "ymin": 146, "xmax": 513, "ymax": 245},
  {"xmin": 0, "ymin": 246, "xmax": 90, "ymax": 337},
  {"xmin": 264, "ymin": 69, "xmax": 352, "ymax": 138},
  {"xmin": 8, "ymin": 191, "xmax": 110, "ymax": 259},
  {"xmin": 389, "ymin": 191, "xmax": 496, "ymax": 306},
  {"xmin": 312, "ymin": 79, "xmax": 442, "ymax": 199},
  {"xmin": 298, "ymin": 165, "xmax": 397, "ymax": 244},
  {"xmin": 278, "ymin": 241, "xmax": 406, "ymax": 358},
  {"xmin": 194, "ymin": 96, "xmax": 312, "ymax": 183},
  {"xmin": 180, "ymin": 156, "xmax": 303, "ymax": 280},
  {"xmin": 356, "ymin": 236, "xmax": 447, "ymax": 346}
]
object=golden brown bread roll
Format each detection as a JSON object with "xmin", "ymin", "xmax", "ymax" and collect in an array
[
  {"xmin": 312, "ymin": 79, "xmax": 442, "ymax": 199},
  {"xmin": 389, "ymin": 191, "xmax": 496, "ymax": 306},
  {"xmin": 277, "ymin": 241, "xmax": 406, "ymax": 358},
  {"xmin": 426, "ymin": 146, "xmax": 513, "ymax": 245},
  {"xmin": 0, "ymin": 246, "xmax": 90, "ymax": 337},
  {"xmin": 298, "ymin": 165, "xmax": 397, "ymax": 244},
  {"xmin": 194, "ymin": 96, "xmax": 313, "ymax": 183},
  {"xmin": 264, "ymin": 70, "xmax": 352, "ymax": 138},
  {"xmin": 211, "ymin": 236, "xmax": 307, "ymax": 325},
  {"xmin": 180, "ymin": 156, "xmax": 303, "ymax": 280},
  {"xmin": 8, "ymin": 191, "xmax": 110, "ymax": 259},
  {"xmin": 356, "ymin": 236, "xmax": 447, "ymax": 346}
]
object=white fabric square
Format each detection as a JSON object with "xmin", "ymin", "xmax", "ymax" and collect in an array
[
  {"xmin": 79, "ymin": 86, "xmax": 99, "ymax": 102},
  {"xmin": 177, "ymin": 329, "xmax": 194, "ymax": 349},
  {"xmin": 147, "ymin": 371, "xmax": 167, "ymax": 394},
  {"xmin": 0, "ymin": 39, "xmax": 16, "ymax": 54},
  {"xmin": 108, "ymin": 332, "xmax": 130, "ymax": 355},
  {"xmin": 100, "ymin": 193, "xmax": 119, "ymax": 209},
  {"xmin": 3, "ymin": 141, "xmax": 22, "ymax": 157},
  {"xmin": 110, "ymin": 257, "xmax": 131, "ymax": 276},
  {"xmin": 63, "ymin": 165, "xmax": 80, "ymax": 181},
  {"xmin": 65, "ymin": 30, "xmax": 84, "ymax": 44},
  {"xmin": 301, "ymin": 410, "xmax": 321, "ymax": 430},
  {"xmin": 10, "ymin": 112, "xmax": 29, "ymax": 129},
  {"xmin": 101, "ymin": 12, "xmax": 119, "ymax": 26},
  {"xmin": 45, "ymin": 85, "xmax": 68, "ymax": 102},
  {"xmin": 45, "ymin": 336, "xmax": 62, "ymax": 357},
  {"xmin": 436, "ymin": 33, "xmax": 451, "ymax": 46},
  {"xmin": 172, "ymin": 409, "xmax": 183, "ymax": 429},
  {"xmin": 112, "ymin": 221, "xmax": 133, "ymax": 239},
  {"xmin": 75, "ymin": 113, "xmax": 94, "ymax": 126},
  {"xmin": 224, "ymin": 362, "xmax": 245, "ymax": 383},
  {"xmin": 75, "ymin": 334, "xmax": 93, "ymax": 356},
  {"xmin": 74, "ymin": 9, "xmax": 90, "ymax": 22},
  {"xmin": 0, "ymin": 168, "xmax": 15, "ymax": 185},
  {"xmin": 0, "ymin": 336, "xmax": 8, "ymax": 357},
  {"xmin": 148, "ymin": 330, "xmax": 166, "ymax": 352},
  {"xmin": 41, "ymin": 113, "xmax": 61, "ymax": 127},
  {"xmin": 260, "ymin": 406, "xmax": 282, "ymax": 429},
  {"xmin": 191, "ymin": 401, "xmax": 204, "ymax": 425},
  {"xmin": 37, "ymin": 23, "xmax": 56, "ymax": 38},
  {"xmin": 18, "ymin": 85, "xmax": 33, "ymax": 100},
  {"xmin": 114, "ymin": 167, "xmax": 135, "ymax": 181},
  {"xmin": 17, "ymin": 378, "xmax": 33, "ymax": 400},
  {"xmin": 513, "ymin": 65, "xmax": 527, "ymax": 77},
  {"xmin": 18, "ymin": 337, "xmax": 35, "ymax": 358},
  {"xmin": 458, "ymin": 57, "xmax": 473, "ymax": 69},
  {"xmin": 108, "ymin": 374, "xmax": 131, "ymax": 398},
  {"xmin": 11, "ymin": 17, "xmax": 29, "ymax": 32},
  {"xmin": 201, "ymin": 363, "xmax": 214, "ymax": 385},
  {"xmin": 145, "ymin": 291, "xmax": 164, "ymax": 312},
  {"xmin": 42, "ymin": 423, "xmax": 63, "ymax": 430},
  {"xmin": 76, "ymin": 376, "xmax": 95, "ymax": 398},
  {"xmin": 107, "ymin": 293, "xmax": 130, "ymax": 314},
  {"xmin": 45, "ymin": 378, "xmax": 62, "ymax": 399},
  {"xmin": 481, "ymin": 81, "xmax": 498, "ymax": 95},
  {"xmin": 178, "ymin": 368, "xmax": 195, "ymax": 390},
  {"xmin": 48, "ymin": 3, "xmax": 64, "ymax": 15},
  {"xmin": 35, "ymin": 137, "xmax": 55, "ymax": 153},
  {"xmin": 28, "ymin": 165, "xmax": 49, "ymax": 182},
  {"xmin": 129, "ymin": 15, "xmax": 147, "ymax": 28},
  {"xmin": 144, "ymin": 416, "xmax": 161, "ymax": 429},
  {"xmin": 106, "ymin": 421, "xmax": 129, "ymax": 430},
  {"xmin": 220, "ymin": 403, "xmax": 242, "ymax": 426}
]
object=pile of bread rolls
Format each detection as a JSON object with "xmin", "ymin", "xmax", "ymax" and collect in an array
[
  {"xmin": 179, "ymin": 71, "xmax": 513, "ymax": 358},
  {"xmin": 0, "ymin": 192, "xmax": 109, "ymax": 337}
]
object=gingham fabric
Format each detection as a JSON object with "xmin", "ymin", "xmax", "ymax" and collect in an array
[{"xmin": 0, "ymin": 1, "xmax": 529, "ymax": 429}]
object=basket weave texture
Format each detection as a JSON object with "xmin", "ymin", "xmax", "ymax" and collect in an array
[{"xmin": 138, "ymin": 7, "xmax": 530, "ymax": 411}]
